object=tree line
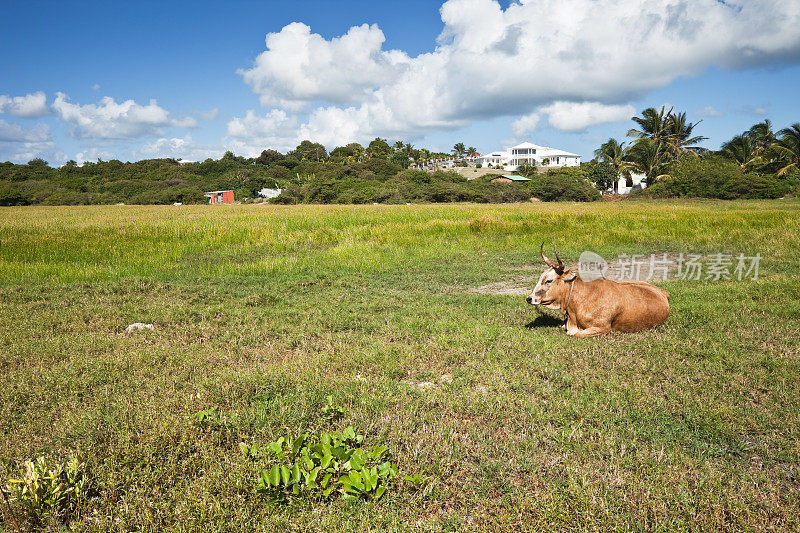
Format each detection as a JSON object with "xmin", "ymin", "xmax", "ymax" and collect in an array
[
  {"xmin": 1, "ymin": 111, "xmax": 798, "ymax": 206},
  {"xmin": 593, "ymin": 106, "xmax": 799, "ymax": 198}
]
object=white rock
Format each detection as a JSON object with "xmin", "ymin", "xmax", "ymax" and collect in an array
[{"xmin": 125, "ymin": 323, "xmax": 154, "ymax": 332}]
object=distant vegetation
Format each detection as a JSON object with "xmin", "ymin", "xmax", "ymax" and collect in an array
[
  {"xmin": 595, "ymin": 108, "xmax": 800, "ymax": 198},
  {"xmin": 1, "ymin": 111, "xmax": 798, "ymax": 205},
  {"xmin": 0, "ymin": 138, "xmax": 601, "ymax": 205}
]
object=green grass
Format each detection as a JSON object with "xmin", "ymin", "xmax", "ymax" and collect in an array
[{"xmin": 1, "ymin": 200, "xmax": 799, "ymax": 531}]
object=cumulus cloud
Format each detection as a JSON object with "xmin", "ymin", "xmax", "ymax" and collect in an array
[
  {"xmin": 0, "ymin": 119, "xmax": 60, "ymax": 163},
  {"xmin": 52, "ymin": 93, "xmax": 199, "ymax": 139},
  {"xmin": 225, "ymin": 109, "xmax": 299, "ymax": 155},
  {"xmin": 0, "ymin": 119, "xmax": 51, "ymax": 143},
  {"xmin": 539, "ymin": 102, "xmax": 636, "ymax": 132},
  {"xmin": 511, "ymin": 102, "xmax": 634, "ymax": 135},
  {"xmin": 74, "ymin": 147, "xmax": 117, "ymax": 165},
  {"xmin": 138, "ymin": 134, "xmax": 224, "ymax": 161},
  {"xmin": 511, "ymin": 112, "xmax": 541, "ymax": 136},
  {"xmin": 240, "ymin": 22, "xmax": 411, "ymax": 110},
  {"xmin": 233, "ymin": 0, "xmax": 800, "ymax": 147},
  {"xmin": 0, "ymin": 92, "xmax": 50, "ymax": 118}
]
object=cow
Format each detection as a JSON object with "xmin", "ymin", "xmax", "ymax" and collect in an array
[{"xmin": 526, "ymin": 244, "xmax": 670, "ymax": 337}]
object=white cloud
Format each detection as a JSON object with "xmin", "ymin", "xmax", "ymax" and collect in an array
[
  {"xmin": 92, "ymin": 84, "xmax": 100, "ymax": 91},
  {"xmin": 0, "ymin": 119, "xmax": 61, "ymax": 163},
  {"xmin": 225, "ymin": 109, "xmax": 299, "ymax": 155},
  {"xmin": 0, "ymin": 92, "xmax": 49, "ymax": 118},
  {"xmin": 240, "ymin": 22, "xmax": 411, "ymax": 111},
  {"xmin": 138, "ymin": 134, "xmax": 224, "ymax": 161},
  {"xmin": 697, "ymin": 105, "xmax": 723, "ymax": 117},
  {"xmin": 0, "ymin": 119, "xmax": 51, "ymax": 143},
  {"xmin": 511, "ymin": 112, "xmax": 540, "ymax": 136},
  {"xmin": 52, "ymin": 93, "xmax": 198, "ymax": 139},
  {"xmin": 233, "ymin": 0, "xmax": 800, "ymax": 146},
  {"xmin": 74, "ymin": 148, "xmax": 117, "ymax": 165},
  {"xmin": 539, "ymin": 102, "xmax": 636, "ymax": 132}
]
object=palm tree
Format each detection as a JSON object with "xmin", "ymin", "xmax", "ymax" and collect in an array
[
  {"xmin": 626, "ymin": 138, "xmax": 671, "ymax": 183},
  {"xmin": 452, "ymin": 142, "xmax": 466, "ymax": 158},
  {"xmin": 774, "ymin": 123, "xmax": 800, "ymax": 177},
  {"xmin": 417, "ymin": 148, "xmax": 430, "ymax": 169},
  {"xmin": 745, "ymin": 120, "xmax": 777, "ymax": 155},
  {"xmin": 628, "ymin": 106, "xmax": 673, "ymax": 146},
  {"xmin": 594, "ymin": 138, "xmax": 637, "ymax": 193},
  {"xmin": 720, "ymin": 135, "xmax": 761, "ymax": 171},
  {"xmin": 665, "ymin": 111, "xmax": 707, "ymax": 156},
  {"xmin": 393, "ymin": 141, "xmax": 404, "ymax": 152},
  {"xmin": 466, "ymin": 146, "xmax": 478, "ymax": 157}
]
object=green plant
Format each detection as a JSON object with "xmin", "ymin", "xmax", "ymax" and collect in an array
[
  {"xmin": 243, "ymin": 427, "xmax": 425, "ymax": 503},
  {"xmin": 321, "ymin": 395, "xmax": 345, "ymax": 422},
  {"xmin": 3, "ymin": 456, "xmax": 94, "ymax": 527},
  {"xmin": 193, "ymin": 407, "xmax": 237, "ymax": 431}
]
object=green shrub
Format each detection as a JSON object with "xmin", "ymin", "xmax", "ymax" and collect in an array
[
  {"xmin": 242, "ymin": 427, "xmax": 427, "ymax": 503},
  {"xmin": 3, "ymin": 456, "xmax": 95, "ymax": 528},
  {"xmin": 529, "ymin": 168, "xmax": 601, "ymax": 202},
  {"xmin": 635, "ymin": 155, "xmax": 791, "ymax": 199},
  {"xmin": 0, "ymin": 183, "xmax": 30, "ymax": 205}
]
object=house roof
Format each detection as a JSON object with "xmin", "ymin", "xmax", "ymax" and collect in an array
[
  {"xmin": 539, "ymin": 148, "xmax": 581, "ymax": 157},
  {"xmin": 511, "ymin": 142, "xmax": 541, "ymax": 149},
  {"xmin": 500, "ymin": 174, "xmax": 530, "ymax": 181}
]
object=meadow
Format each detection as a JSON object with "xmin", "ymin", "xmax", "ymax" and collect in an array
[{"xmin": 1, "ymin": 200, "xmax": 799, "ymax": 531}]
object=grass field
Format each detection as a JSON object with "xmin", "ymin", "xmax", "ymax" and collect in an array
[{"xmin": 1, "ymin": 201, "xmax": 799, "ymax": 531}]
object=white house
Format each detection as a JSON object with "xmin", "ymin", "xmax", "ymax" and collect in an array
[
  {"xmin": 477, "ymin": 142, "xmax": 581, "ymax": 170},
  {"xmin": 616, "ymin": 173, "xmax": 647, "ymax": 195},
  {"xmin": 258, "ymin": 188, "xmax": 284, "ymax": 198}
]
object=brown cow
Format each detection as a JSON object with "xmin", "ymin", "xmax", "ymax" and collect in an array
[{"xmin": 526, "ymin": 244, "xmax": 669, "ymax": 337}]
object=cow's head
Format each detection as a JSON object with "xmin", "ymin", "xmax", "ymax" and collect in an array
[{"xmin": 526, "ymin": 243, "xmax": 577, "ymax": 309}]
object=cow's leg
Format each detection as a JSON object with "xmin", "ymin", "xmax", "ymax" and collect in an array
[
  {"xmin": 573, "ymin": 325, "xmax": 611, "ymax": 338},
  {"xmin": 565, "ymin": 316, "xmax": 580, "ymax": 335}
]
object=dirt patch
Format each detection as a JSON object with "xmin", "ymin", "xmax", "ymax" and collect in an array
[{"xmin": 468, "ymin": 280, "xmax": 532, "ymax": 295}]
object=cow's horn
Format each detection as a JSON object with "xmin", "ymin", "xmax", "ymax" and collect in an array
[
  {"xmin": 541, "ymin": 242, "xmax": 558, "ymax": 270},
  {"xmin": 553, "ymin": 245, "xmax": 564, "ymax": 269}
]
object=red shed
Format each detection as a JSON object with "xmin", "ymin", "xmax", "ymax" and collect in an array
[{"xmin": 204, "ymin": 190, "xmax": 235, "ymax": 204}]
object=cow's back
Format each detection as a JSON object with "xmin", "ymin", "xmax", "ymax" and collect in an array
[{"xmin": 610, "ymin": 280, "xmax": 669, "ymax": 332}]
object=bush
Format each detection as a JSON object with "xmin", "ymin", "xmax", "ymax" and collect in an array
[
  {"xmin": 3, "ymin": 456, "xmax": 95, "ymax": 528},
  {"xmin": 0, "ymin": 183, "xmax": 30, "ymax": 205},
  {"xmin": 529, "ymin": 168, "xmax": 601, "ymax": 202},
  {"xmin": 635, "ymin": 155, "xmax": 792, "ymax": 199},
  {"xmin": 241, "ymin": 427, "xmax": 427, "ymax": 503}
]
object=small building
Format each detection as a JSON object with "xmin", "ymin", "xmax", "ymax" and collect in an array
[
  {"xmin": 491, "ymin": 174, "xmax": 531, "ymax": 183},
  {"xmin": 615, "ymin": 172, "xmax": 647, "ymax": 195},
  {"xmin": 257, "ymin": 188, "xmax": 284, "ymax": 199},
  {"xmin": 204, "ymin": 190, "xmax": 234, "ymax": 204}
]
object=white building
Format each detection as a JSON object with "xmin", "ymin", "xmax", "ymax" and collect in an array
[
  {"xmin": 477, "ymin": 142, "xmax": 581, "ymax": 170},
  {"xmin": 616, "ymin": 173, "xmax": 647, "ymax": 195},
  {"xmin": 258, "ymin": 188, "xmax": 284, "ymax": 198}
]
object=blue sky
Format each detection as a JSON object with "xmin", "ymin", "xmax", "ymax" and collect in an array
[{"xmin": 2, "ymin": 0, "xmax": 799, "ymax": 165}]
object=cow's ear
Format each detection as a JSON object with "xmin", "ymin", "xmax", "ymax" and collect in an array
[{"xmin": 562, "ymin": 269, "xmax": 577, "ymax": 282}]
